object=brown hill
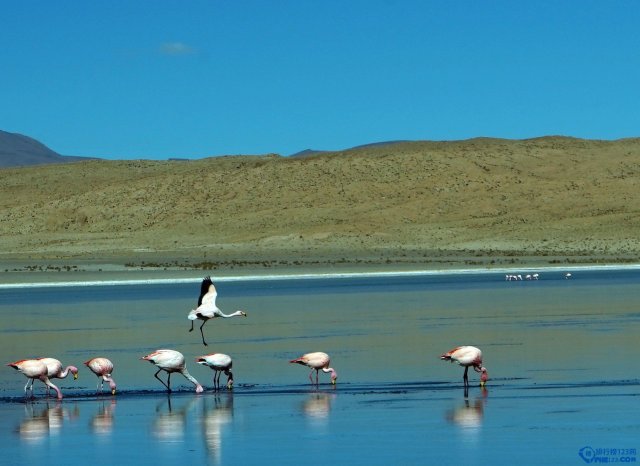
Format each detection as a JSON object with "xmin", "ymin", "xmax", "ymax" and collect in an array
[{"xmin": 1, "ymin": 136, "xmax": 639, "ymax": 270}]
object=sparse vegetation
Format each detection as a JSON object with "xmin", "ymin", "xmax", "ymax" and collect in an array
[{"xmin": 1, "ymin": 137, "xmax": 639, "ymax": 271}]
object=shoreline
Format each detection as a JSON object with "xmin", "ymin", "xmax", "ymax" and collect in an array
[{"xmin": 1, "ymin": 261, "xmax": 639, "ymax": 288}]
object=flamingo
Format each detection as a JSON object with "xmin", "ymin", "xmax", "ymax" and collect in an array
[
  {"xmin": 84, "ymin": 357, "xmax": 117, "ymax": 395},
  {"xmin": 188, "ymin": 276, "xmax": 247, "ymax": 346},
  {"xmin": 141, "ymin": 349, "xmax": 203, "ymax": 393},
  {"xmin": 7, "ymin": 359, "xmax": 63, "ymax": 400},
  {"xmin": 38, "ymin": 357, "xmax": 78, "ymax": 397},
  {"xmin": 196, "ymin": 353, "xmax": 234, "ymax": 390},
  {"xmin": 290, "ymin": 352, "xmax": 338, "ymax": 385},
  {"xmin": 440, "ymin": 346, "xmax": 488, "ymax": 387}
]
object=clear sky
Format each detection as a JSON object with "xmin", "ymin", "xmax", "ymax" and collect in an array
[{"xmin": 1, "ymin": 1, "xmax": 639, "ymax": 159}]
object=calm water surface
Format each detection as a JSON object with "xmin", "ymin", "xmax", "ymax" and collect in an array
[{"xmin": 1, "ymin": 269, "xmax": 639, "ymax": 465}]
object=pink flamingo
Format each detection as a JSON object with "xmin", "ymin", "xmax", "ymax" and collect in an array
[
  {"xmin": 290, "ymin": 352, "xmax": 338, "ymax": 385},
  {"xmin": 440, "ymin": 346, "xmax": 488, "ymax": 387},
  {"xmin": 7, "ymin": 359, "xmax": 63, "ymax": 400},
  {"xmin": 141, "ymin": 349, "xmax": 203, "ymax": 393},
  {"xmin": 188, "ymin": 276, "xmax": 247, "ymax": 346},
  {"xmin": 38, "ymin": 357, "xmax": 78, "ymax": 397},
  {"xmin": 196, "ymin": 353, "xmax": 234, "ymax": 390},
  {"xmin": 84, "ymin": 357, "xmax": 117, "ymax": 395}
]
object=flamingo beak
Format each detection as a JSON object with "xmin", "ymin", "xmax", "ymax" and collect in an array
[
  {"xmin": 331, "ymin": 378, "xmax": 337, "ymax": 385},
  {"xmin": 74, "ymin": 373, "xmax": 79, "ymax": 380},
  {"xmin": 111, "ymin": 389, "xmax": 116, "ymax": 395}
]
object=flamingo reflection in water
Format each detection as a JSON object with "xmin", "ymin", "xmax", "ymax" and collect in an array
[
  {"xmin": 202, "ymin": 395, "xmax": 234, "ymax": 463},
  {"xmin": 91, "ymin": 400, "xmax": 117, "ymax": 436},
  {"xmin": 152, "ymin": 396, "xmax": 199, "ymax": 441},
  {"xmin": 18, "ymin": 402, "xmax": 79, "ymax": 443},
  {"xmin": 446, "ymin": 387, "xmax": 489, "ymax": 437},
  {"xmin": 302, "ymin": 392, "xmax": 334, "ymax": 426}
]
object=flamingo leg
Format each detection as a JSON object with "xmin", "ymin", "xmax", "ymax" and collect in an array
[
  {"xmin": 24, "ymin": 379, "xmax": 34, "ymax": 398},
  {"xmin": 316, "ymin": 369, "xmax": 320, "ymax": 385},
  {"xmin": 189, "ymin": 320, "xmax": 194, "ymax": 332},
  {"xmin": 308, "ymin": 369, "xmax": 314, "ymax": 384},
  {"xmin": 463, "ymin": 366, "xmax": 469, "ymax": 387},
  {"xmin": 154, "ymin": 369, "xmax": 171, "ymax": 392},
  {"xmin": 199, "ymin": 320, "xmax": 208, "ymax": 346}
]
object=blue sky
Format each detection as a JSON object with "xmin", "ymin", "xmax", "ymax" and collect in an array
[{"xmin": 1, "ymin": 1, "xmax": 639, "ymax": 159}]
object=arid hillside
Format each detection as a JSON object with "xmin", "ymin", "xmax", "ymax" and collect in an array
[{"xmin": 1, "ymin": 137, "xmax": 639, "ymax": 269}]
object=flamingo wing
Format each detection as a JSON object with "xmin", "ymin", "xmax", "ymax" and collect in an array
[
  {"xmin": 8, "ymin": 359, "xmax": 48, "ymax": 378},
  {"xmin": 143, "ymin": 349, "xmax": 185, "ymax": 372},
  {"xmin": 38, "ymin": 358, "xmax": 63, "ymax": 378},
  {"xmin": 201, "ymin": 287, "xmax": 218, "ymax": 307},
  {"xmin": 192, "ymin": 301, "xmax": 218, "ymax": 319},
  {"xmin": 85, "ymin": 358, "xmax": 114, "ymax": 376},
  {"xmin": 441, "ymin": 346, "xmax": 482, "ymax": 366},
  {"xmin": 290, "ymin": 352, "xmax": 329, "ymax": 370}
]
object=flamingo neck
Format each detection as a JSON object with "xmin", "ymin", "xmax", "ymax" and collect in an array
[
  {"xmin": 61, "ymin": 366, "xmax": 78, "ymax": 379},
  {"xmin": 182, "ymin": 369, "xmax": 204, "ymax": 393},
  {"xmin": 220, "ymin": 310, "xmax": 243, "ymax": 318},
  {"xmin": 322, "ymin": 367, "xmax": 337, "ymax": 382},
  {"xmin": 103, "ymin": 375, "xmax": 117, "ymax": 393},
  {"xmin": 42, "ymin": 377, "xmax": 63, "ymax": 400}
]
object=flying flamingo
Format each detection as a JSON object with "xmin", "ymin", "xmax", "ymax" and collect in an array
[
  {"xmin": 141, "ymin": 349, "xmax": 204, "ymax": 393},
  {"xmin": 440, "ymin": 346, "xmax": 488, "ymax": 387},
  {"xmin": 7, "ymin": 359, "xmax": 63, "ymax": 400},
  {"xmin": 290, "ymin": 352, "xmax": 338, "ymax": 385},
  {"xmin": 38, "ymin": 357, "xmax": 78, "ymax": 397},
  {"xmin": 196, "ymin": 353, "xmax": 234, "ymax": 390},
  {"xmin": 84, "ymin": 357, "xmax": 117, "ymax": 395},
  {"xmin": 188, "ymin": 276, "xmax": 247, "ymax": 346}
]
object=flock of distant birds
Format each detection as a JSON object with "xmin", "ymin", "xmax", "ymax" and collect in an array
[
  {"xmin": 9, "ymin": 276, "xmax": 489, "ymax": 400},
  {"xmin": 505, "ymin": 272, "xmax": 572, "ymax": 281}
]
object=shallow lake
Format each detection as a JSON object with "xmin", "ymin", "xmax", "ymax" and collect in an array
[{"xmin": 1, "ymin": 268, "xmax": 639, "ymax": 465}]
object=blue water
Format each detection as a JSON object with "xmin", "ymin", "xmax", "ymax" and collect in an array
[{"xmin": 1, "ymin": 268, "xmax": 639, "ymax": 465}]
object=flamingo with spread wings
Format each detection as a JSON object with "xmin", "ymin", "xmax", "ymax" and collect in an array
[{"xmin": 188, "ymin": 276, "xmax": 247, "ymax": 346}]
